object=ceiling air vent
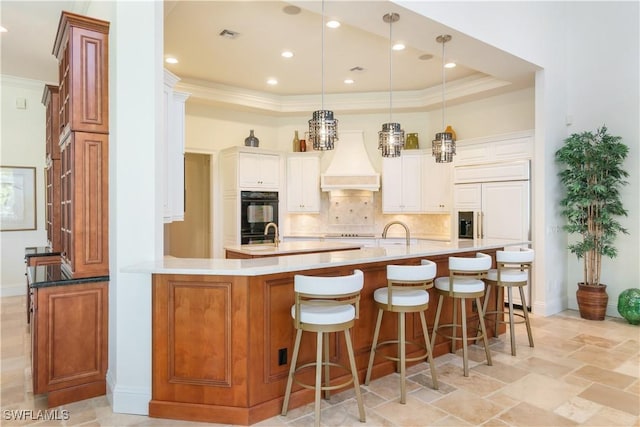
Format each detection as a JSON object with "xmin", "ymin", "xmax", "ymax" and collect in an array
[{"xmin": 219, "ymin": 29, "xmax": 239, "ymax": 39}]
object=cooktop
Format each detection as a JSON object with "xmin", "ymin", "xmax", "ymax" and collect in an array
[{"xmin": 324, "ymin": 233, "xmax": 376, "ymax": 238}]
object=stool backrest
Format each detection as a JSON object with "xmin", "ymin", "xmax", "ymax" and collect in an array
[
  {"xmin": 387, "ymin": 261, "xmax": 436, "ymax": 282},
  {"xmin": 496, "ymin": 248, "xmax": 534, "ymax": 264},
  {"xmin": 446, "ymin": 253, "xmax": 492, "ymax": 295},
  {"xmin": 496, "ymin": 248, "xmax": 534, "ymax": 282},
  {"xmin": 384, "ymin": 261, "xmax": 436, "ymax": 310},
  {"xmin": 449, "ymin": 252, "xmax": 492, "ymax": 272},
  {"xmin": 293, "ymin": 269, "xmax": 364, "ymax": 326}
]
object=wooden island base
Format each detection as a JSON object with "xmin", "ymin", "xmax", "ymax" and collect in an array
[{"xmin": 149, "ymin": 248, "xmax": 503, "ymax": 425}]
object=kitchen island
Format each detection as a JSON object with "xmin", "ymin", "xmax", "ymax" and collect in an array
[{"xmin": 128, "ymin": 238, "xmax": 527, "ymax": 425}]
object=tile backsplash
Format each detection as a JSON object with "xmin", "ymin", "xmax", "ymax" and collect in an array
[
  {"xmin": 284, "ymin": 190, "xmax": 451, "ymax": 239},
  {"xmin": 328, "ymin": 191, "xmax": 374, "ymax": 227}
]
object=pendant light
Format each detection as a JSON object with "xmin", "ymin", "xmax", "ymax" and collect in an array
[
  {"xmin": 432, "ymin": 34, "xmax": 456, "ymax": 163},
  {"xmin": 378, "ymin": 12, "xmax": 404, "ymax": 157},
  {"xmin": 308, "ymin": 0, "xmax": 338, "ymax": 150}
]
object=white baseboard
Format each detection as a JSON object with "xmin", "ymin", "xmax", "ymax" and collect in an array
[
  {"xmin": 533, "ymin": 294, "xmax": 567, "ymax": 317},
  {"xmin": 106, "ymin": 370, "xmax": 150, "ymax": 415}
]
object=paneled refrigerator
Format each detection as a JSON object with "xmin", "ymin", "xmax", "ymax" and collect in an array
[{"xmin": 454, "ymin": 160, "xmax": 531, "ymax": 307}]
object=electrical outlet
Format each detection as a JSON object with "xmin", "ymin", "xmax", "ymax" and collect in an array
[{"xmin": 278, "ymin": 348, "xmax": 287, "ymax": 366}]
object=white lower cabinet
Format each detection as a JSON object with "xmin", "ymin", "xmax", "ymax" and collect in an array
[
  {"xmin": 287, "ymin": 153, "xmax": 321, "ymax": 213},
  {"xmin": 382, "ymin": 151, "xmax": 423, "ymax": 213}
]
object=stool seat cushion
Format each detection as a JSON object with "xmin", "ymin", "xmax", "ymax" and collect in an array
[
  {"xmin": 486, "ymin": 268, "xmax": 529, "ymax": 283},
  {"xmin": 291, "ymin": 302, "xmax": 356, "ymax": 325},
  {"xmin": 373, "ymin": 287, "xmax": 429, "ymax": 306},
  {"xmin": 434, "ymin": 276, "xmax": 485, "ymax": 293}
]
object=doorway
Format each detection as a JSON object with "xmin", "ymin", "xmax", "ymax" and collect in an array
[{"xmin": 165, "ymin": 152, "xmax": 211, "ymax": 258}]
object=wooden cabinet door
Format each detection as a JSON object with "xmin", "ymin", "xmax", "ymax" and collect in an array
[
  {"xmin": 60, "ymin": 132, "xmax": 109, "ymax": 278},
  {"xmin": 32, "ymin": 282, "xmax": 108, "ymax": 407},
  {"xmin": 54, "ymin": 12, "xmax": 110, "ymax": 138}
]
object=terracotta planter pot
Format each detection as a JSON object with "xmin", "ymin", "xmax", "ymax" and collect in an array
[{"xmin": 576, "ymin": 283, "xmax": 608, "ymax": 320}]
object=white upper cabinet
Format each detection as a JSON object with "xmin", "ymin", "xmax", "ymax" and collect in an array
[
  {"xmin": 287, "ymin": 153, "xmax": 321, "ymax": 213},
  {"xmin": 163, "ymin": 69, "xmax": 190, "ymax": 223},
  {"xmin": 422, "ymin": 159, "xmax": 452, "ymax": 213},
  {"xmin": 382, "ymin": 151, "xmax": 423, "ymax": 213},
  {"xmin": 454, "ymin": 130, "xmax": 533, "ymax": 166},
  {"xmin": 238, "ymin": 151, "xmax": 280, "ymax": 190}
]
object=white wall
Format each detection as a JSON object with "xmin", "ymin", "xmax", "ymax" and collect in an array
[
  {"xmin": 564, "ymin": 2, "xmax": 639, "ymax": 312},
  {"xmin": 0, "ymin": 76, "xmax": 51, "ymax": 296}
]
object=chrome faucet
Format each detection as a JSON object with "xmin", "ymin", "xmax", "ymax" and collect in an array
[
  {"xmin": 382, "ymin": 221, "xmax": 411, "ymax": 246},
  {"xmin": 264, "ymin": 222, "xmax": 280, "ymax": 247}
]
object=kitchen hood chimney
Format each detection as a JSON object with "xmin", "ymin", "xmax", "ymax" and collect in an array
[{"xmin": 321, "ymin": 130, "xmax": 380, "ymax": 191}]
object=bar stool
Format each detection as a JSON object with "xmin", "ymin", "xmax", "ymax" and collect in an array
[
  {"xmin": 431, "ymin": 253, "xmax": 492, "ymax": 377},
  {"xmin": 364, "ymin": 260, "xmax": 439, "ymax": 404},
  {"xmin": 482, "ymin": 248, "xmax": 535, "ymax": 356},
  {"xmin": 281, "ymin": 269, "xmax": 366, "ymax": 427}
]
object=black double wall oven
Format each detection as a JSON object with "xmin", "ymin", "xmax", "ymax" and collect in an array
[{"xmin": 240, "ymin": 191, "xmax": 279, "ymax": 244}]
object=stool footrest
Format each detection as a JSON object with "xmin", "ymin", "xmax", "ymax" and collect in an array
[
  {"xmin": 373, "ymin": 339, "xmax": 431, "ymax": 364},
  {"xmin": 434, "ymin": 323, "xmax": 486, "ymax": 341},
  {"xmin": 484, "ymin": 310, "xmax": 527, "ymax": 325},
  {"xmin": 292, "ymin": 361, "xmax": 355, "ymax": 392}
]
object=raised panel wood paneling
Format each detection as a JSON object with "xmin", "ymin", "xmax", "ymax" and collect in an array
[
  {"xmin": 32, "ymin": 281, "xmax": 108, "ymax": 406},
  {"xmin": 169, "ymin": 282, "xmax": 231, "ymax": 385},
  {"xmin": 151, "ymin": 274, "xmax": 250, "ymax": 414},
  {"xmin": 47, "ymin": 289, "xmax": 104, "ymax": 385},
  {"xmin": 61, "ymin": 132, "xmax": 109, "ymax": 278},
  {"xmin": 54, "ymin": 12, "xmax": 109, "ymax": 137}
]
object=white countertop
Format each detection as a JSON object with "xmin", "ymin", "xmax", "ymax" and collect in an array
[
  {"xmin": 224, "ymin": 241, "xmax": 363, "ymax": 256},
  {"xmin": 124, "ymin": 239, "xmax": 528, "ymax": 276}
]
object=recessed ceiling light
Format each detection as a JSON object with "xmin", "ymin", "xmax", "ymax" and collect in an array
[
  {"xmin": 0, "ymin": 26, "xmax": 7, "ymax": 33},
  {"xmin": 281, "ymin": 50, "xmax": 294, "ymax": 58},
  {"xmin": 283, "ymin": 5, "xmax": 301, "ymax": 15},
  {"xmin": 326, "ymin": 20, "xmax": 340, "ymax": 29},
  {"xmin": 392, "ymin": 43, "xmax": 405, "ymax": 51},
  {"xmin": 344, "ymin": 79, "xmax": 354, "ymax": 85},
  {"xmin": 165, "ymin": 57, "xmax": 178, "ymax": 64},
  {"xmin": 445, "ymin": 62, "xmax": 457, "ymax": 68},
  {"xmin": 267, "ymin": 78, "xmax": 278, "ymax": 85}
]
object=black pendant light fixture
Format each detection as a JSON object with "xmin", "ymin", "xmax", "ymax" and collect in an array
[
  {"xmin": 432, "ymin": 34, "xmax": 456, "ymax": 163},
  {"xmin": 378, "ymin": 12, "xmax": 404, "ymax": 158},
  {"xmin": 308, "ymin": 0, "xmax": 338, "ymax": 150}
]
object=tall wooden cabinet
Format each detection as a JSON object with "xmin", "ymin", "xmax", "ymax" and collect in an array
[
  {"xmin": 26, "ymin": 11, "xmax": 111, "ymax": 409},
  {"xmin": 42, "ymin": 85, "xmax": 62, "ymax": 251},
  {"xmin": 53, "ymin": 12, "xmax": 110, "ymax": 278}
]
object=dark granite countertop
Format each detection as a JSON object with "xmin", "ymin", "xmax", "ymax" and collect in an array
[
  {"xmin": 24, "ymin": 246, "xmax": 62, "ymax": 259},
  {"xmin": 27, "ymin": 264, "xmax": 109, "ymax": 288}
]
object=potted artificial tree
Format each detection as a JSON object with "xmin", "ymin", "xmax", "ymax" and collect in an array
[{"xmin": 555, "ymin": 125, "xmax": 629, "ymax": 320}]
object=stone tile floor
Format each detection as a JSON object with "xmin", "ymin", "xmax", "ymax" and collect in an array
[{"xmin": 1, "ymin": 295, "xmax": 638, "ymax": 426}]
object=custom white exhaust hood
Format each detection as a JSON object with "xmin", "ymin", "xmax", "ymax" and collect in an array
[{"xmin": 321, "ymin": 130, "xmax": 380, "ymax": 191}]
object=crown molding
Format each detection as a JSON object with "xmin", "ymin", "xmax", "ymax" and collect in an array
[
  {"xmin": 1, "ymin": 74, "xmax": 55, "ymax": 91},
  {"xmin": 176, "ymin": 73, "xmax": 511, "ymax": 114}
]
